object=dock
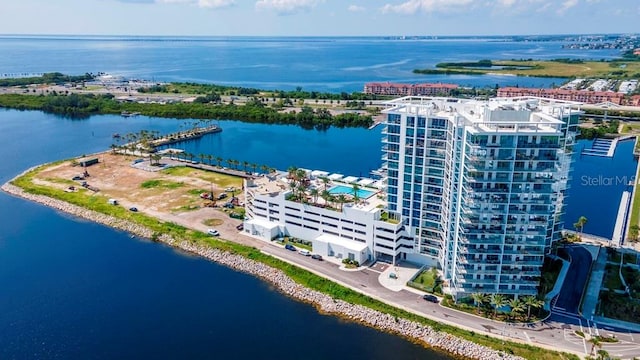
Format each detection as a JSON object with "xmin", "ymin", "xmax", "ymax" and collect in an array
[
  {"xmin": 581, "ymin": 135, "xmax": 636, "ymax": 158},
  {"xmin": 612, "ymin": 191, "xmax": 632, "ymax": 247},
  {"xmin": 150, "ymin": 125, "xmax": 222, "ymax": 148}
]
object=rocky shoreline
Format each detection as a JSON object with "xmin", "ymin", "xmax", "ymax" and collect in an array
[{"xmin": 2, "ymin": 181, "xmax": 524, "ymax": 360}]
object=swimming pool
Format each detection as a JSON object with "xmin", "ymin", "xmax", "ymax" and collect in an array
[{"xmin": 328, "ymin": 185, "xmax": 376, "ymax": 199}]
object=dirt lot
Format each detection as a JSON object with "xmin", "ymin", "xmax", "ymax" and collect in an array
[{"xmin": 35, "ymin": 152, "xmax": 246, "ymax": 235}]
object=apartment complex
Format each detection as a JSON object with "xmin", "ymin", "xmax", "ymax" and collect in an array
[
  {"xmin": 364, "ymin": 82, "xmax": 458, "ymax": 97},
  {"xmin": 381, "ymin": 96, "xmax": 580, "ymax": 297},
  {"xmin": 498, "ymin": 86, "xmax": 625, "ymax": 105},
  {"xmin": 242, "ymin": 96, "xmax": 580, "ymax": 298}
]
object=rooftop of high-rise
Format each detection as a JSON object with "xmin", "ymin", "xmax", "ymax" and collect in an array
[{"xmin": 382, "ymin": 96, "xmax": 583, "ymax": 133}]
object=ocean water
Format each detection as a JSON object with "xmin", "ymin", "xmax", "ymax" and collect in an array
[{"xmin": 0, "ymin": 36, "xmax": 622, "ymax": 92}]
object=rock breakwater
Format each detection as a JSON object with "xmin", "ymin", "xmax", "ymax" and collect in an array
[{"xmin": 2, "ymin": 181, "xmax": 523, "ymax": 360}]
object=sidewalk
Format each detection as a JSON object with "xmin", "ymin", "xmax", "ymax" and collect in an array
[{"xmin": 581, "ymin": 246, "xmax": 607, "ymax": 318}]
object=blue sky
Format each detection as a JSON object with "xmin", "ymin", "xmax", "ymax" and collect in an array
[{"xmin": 0, "ymin": 0, "xmax": 638, "ymax": 36}]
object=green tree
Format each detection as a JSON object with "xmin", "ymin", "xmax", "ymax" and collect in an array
[
  {"xmin": 508, "ymin": 298, "xmax": 525, "ymax": 321},
  {"xmin": 352, "ymin": 183, "xmax": 360, "ymax": 203},
  {"xmin": 523, "ymin": 295, "xmax": 544, "ymax": 320},
  {"xmin": 216, "ymin": 156, "xmax": 223, "ymax": 167},
  {"xmin": 574, "ymin": 216, "xmax": 588, "ymax": 236},
  {"xmin": 470, "ymin": 293, "xmax": 489, "ymax": 314},
  {"xmin": 490, "ymin": 294, "xmax": 507, "ymax": 318},
  {"xmin": 309, "ymin": 188, "xmax": 319, "ymax": 204},
  {"xmin": 337, "ymin": 194, "xmax": 347, "ymax": 211}
]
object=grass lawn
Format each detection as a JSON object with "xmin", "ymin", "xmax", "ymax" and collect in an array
[
  {"xmin": 419, "ymin": 59, "xmax": 640, "ymax": 78},
  {"xmin": 408, "ymin": 267, "xmax": 441, "ymax": 293},
  {"xmin": 598, "ymin": 290, "xmax": 640, "ymax": 323},
  {"xmin": 603, "ymin": 264, "xmax": 624, "ymax": 291},
  {"xmin": 161, "ymin": 166, "xmax": 242, "ymax": 189}
]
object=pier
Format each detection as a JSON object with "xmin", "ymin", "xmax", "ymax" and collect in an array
[
  {"xmin": 150, "ymin": 125, "xmax": 222, "ymax": 148},
  {"xmin": 612, "ymin": 191, "xmax": 632, "ymax": 247}
]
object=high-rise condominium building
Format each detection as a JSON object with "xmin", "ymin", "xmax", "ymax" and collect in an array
[{"xmin": 381, "ymin": 96, "xmax": 581, "ymax": 297}]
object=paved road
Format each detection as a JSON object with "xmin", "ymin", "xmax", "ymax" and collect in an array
[
  {"xmin": 554, "ymin": 246, "xmax": 593, "ymax": 314},
  {"xmin": 257, "ymin": 243, "xmax": 640, "ymax": 359}
]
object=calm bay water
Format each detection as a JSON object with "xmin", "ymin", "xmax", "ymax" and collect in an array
[
  {"xmin": 0, "ymin": 109, "xmax": 446, "ymax": 359},
  {"xmin": 0, "ymin": 36, "xmax": 634, "ymax": 359},
  {"xmin": 0, "ymin": 36, "xmax": 622, "ymax": 92}
]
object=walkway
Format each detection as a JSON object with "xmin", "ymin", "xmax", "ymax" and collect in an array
[{"xmin": 581, "ymin": 247, "xmax": 607, "ymax": 319}]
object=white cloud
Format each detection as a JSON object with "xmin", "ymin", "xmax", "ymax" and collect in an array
[
  {"xmin": 255, "ymin": 0, "xmax": 320, "ymax": 14},
  {"xmin": 348, "ymin": 4, "xmax": 365, "ymax": 12},
  {"xmin": 380, "ymin": 0, "xmax": 475, "ymax": 15},
  {"xmin": 116, "ymin": 0, "xmax": 235, "ymax": 8},
  {"xmin": 197, "ymin": 0, "xmax": 235, "ymax": 8},
  {"xmin": 557, "ymin": 0, "xmax": 578, "ymax": 14}
]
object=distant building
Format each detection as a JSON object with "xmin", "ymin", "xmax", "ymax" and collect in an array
[
  {"xmin": 498, "ymin": 87, "xmax": 625, "ymax": 105},
  {"xmin": 364, "ymin": 82, "xmax": 458, "ymax": 97},
  {"xmin": 632, "ymin": 95, "xmax": 640, "ymax": 107}
]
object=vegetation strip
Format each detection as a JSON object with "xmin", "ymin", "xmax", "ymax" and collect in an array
[
  {"xmin": 0, "ymin": 93, "xmax": 372, "ymax": 130},
  {"xmin": 2, "ymin": 163, "xmax": 579, "ymax": 360}
]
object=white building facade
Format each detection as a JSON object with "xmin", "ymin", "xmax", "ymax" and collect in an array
[
  {"xmin": 242, "ymin": 175, "xmax": 412, "ymax": 265},
  {"xmin": 381, "ymin": 96, "xmax": 580, "ymax": 298}
]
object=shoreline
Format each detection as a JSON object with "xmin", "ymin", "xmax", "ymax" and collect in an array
[{"xmin": 1, "ymin": 177, "xmax": 523, "ymax": 360}]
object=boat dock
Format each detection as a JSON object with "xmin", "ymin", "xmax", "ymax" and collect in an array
[
  {"xmin": 612, "ymin": 191, "xmax": 632, "ymax": 247},
  {"xmin": 150, "ymin": 125, "xmax": 222, "ymax": 148},
  {"xmin": 581, "ymin": 135, "xmax": 636, "ymax": 158}
]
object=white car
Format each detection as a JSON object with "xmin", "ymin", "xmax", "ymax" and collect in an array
[
  {"xmin": 207, "ymin": 229, "xmax": 220, "ymax": 236},
  {"xmin": 298, "ymin": 249, "xmax": 311, "ymax": 256}
]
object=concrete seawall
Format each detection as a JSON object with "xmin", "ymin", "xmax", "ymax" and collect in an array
[{"xmin": 1, "ymin": 180, "xmax": 523, "ymax": 360}]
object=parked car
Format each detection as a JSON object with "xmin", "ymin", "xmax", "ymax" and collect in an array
[
  {"xmin": 284, "ymin": 244, "xmax": 296, "ymax": 251},
  {"xmin": 217, "ymin": 193, "xmax": 228, "ymax": 200},
  {"xmin": 129, "ymin": 207, "xmax": 138, "ymax": 212},
  {"xmin": 422, "ymin": 294, "xmax": 439, "ymax": 303},
  {"xmin": 207, "ymin": 229, "xmax": 220, "ymax": 236},
  {"xmin": 298, "ymin": 249, "xmax": 311, "ymax": 256},
  {"xmin": 72, "ymin": 175, "xmax": 84, "ymax": 181},
  {"xmin": 223, "ymin": 202, "xmax": 234, "ymax": 209},
  {"xmin": 311, "ymin": 254, "xmax": 323, "ymax": 261},
  {"xmin": 236, "ymin": 223, "xmax": 244, "ymax": 230}
]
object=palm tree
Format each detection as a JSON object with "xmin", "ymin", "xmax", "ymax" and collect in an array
[
  {"xmin": 309, "ymin": 188, "xmax": 319, "ymax": 204},
  {"xmin": 490, "ymin": 294, "xmax": 507, "ymax": 318},
  {"xmin": 337, "ymin": 194, "xmax": 347, "ymax": 211},
  {"xmin": 589, "ymin": 336, "xmax": 602, "ymax": 357},
  {"xmin": 596, "ymin": 349, "xmax": 610, "ymax": 360},
  {"xmin": 226, "ymin": 158, "xmax": 234, "ymax": 169},
  {"xmin": 321, "ymin": 190, "xmax": 331, "ymax": 207},
  {"xmin": 242, "ymin": 160, "xmax": 250, "ymax": 172},
  {"xmin": 574, "ymin": 215, "xmax": 588, "ymax": 236},
  {"xmin": 198, "ymin": 153, "xmax": 206, "ymax": 164},
  {"xmin": 250, "ymin": 163, "xmax": 258, "ymax": 174},
  {"xmin": 508, "ymin": 298, "xmax": 525, "ymax": 321},
  {"xmin": 260, "ymin": 164, "xmax": 269, "ymax": 174},
  {"xmin": 232, "ymin": 159, "xmax": 240, "ymax": 170},
  {"xmin": 320, "ymin": 176, "xmax": 330, "ymax": 191},
  {"xmin": 523, "ymin": 295, "xmax": 544, "ymax": 320},
  {"xmin": 287, "ymin": 166, "xmax": 298, "ymax": 181},
  {"xmin": 352, "ymin": 183, "xmax": 360, "ymax": 203},
  {"xmin": 216, "ymin": 156, "xmax": 223, "ymax": 168},
  {"xmin": 470, "ymin": 293, "xmax": 488, "ymax": 314},
  {"xmin": 297, "ymin": 184, "xmax": 308, "ymax": 202},
  {"xmin": 206, "ymin": 154, "xmax": 213, "ymax": 165}
]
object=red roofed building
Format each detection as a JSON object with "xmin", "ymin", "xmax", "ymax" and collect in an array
[
  {"xmin": 631, "ymin": 95, "xmax": 640, "ymax": 107},
  {"xmin": 364, "ymin": 82, "xmax": 458, "ymax": 96},
  {"xmin": 497, "ymin": 87, "xmax": 625, "ymax": 105}
]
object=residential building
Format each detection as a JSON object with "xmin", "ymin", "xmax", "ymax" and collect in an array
[
  {"xmin": 381, "ymin": 96, "xmax": 581, "ymax": 298},
  {"xmin": 364, "ymin": 82, "xmax": 458, "ymax": 97},
  {"xmin": 498, "ymin": 86, "xmax": 625, "ymax": 105},
  {"xmin": 242, "ymin": 96, "xmax": 581, "ymax": 299}
]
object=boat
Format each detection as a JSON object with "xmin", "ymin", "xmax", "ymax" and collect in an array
[{"xmin": 112, "ymin": 133, "xmax": 121, "ymax": 138}]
